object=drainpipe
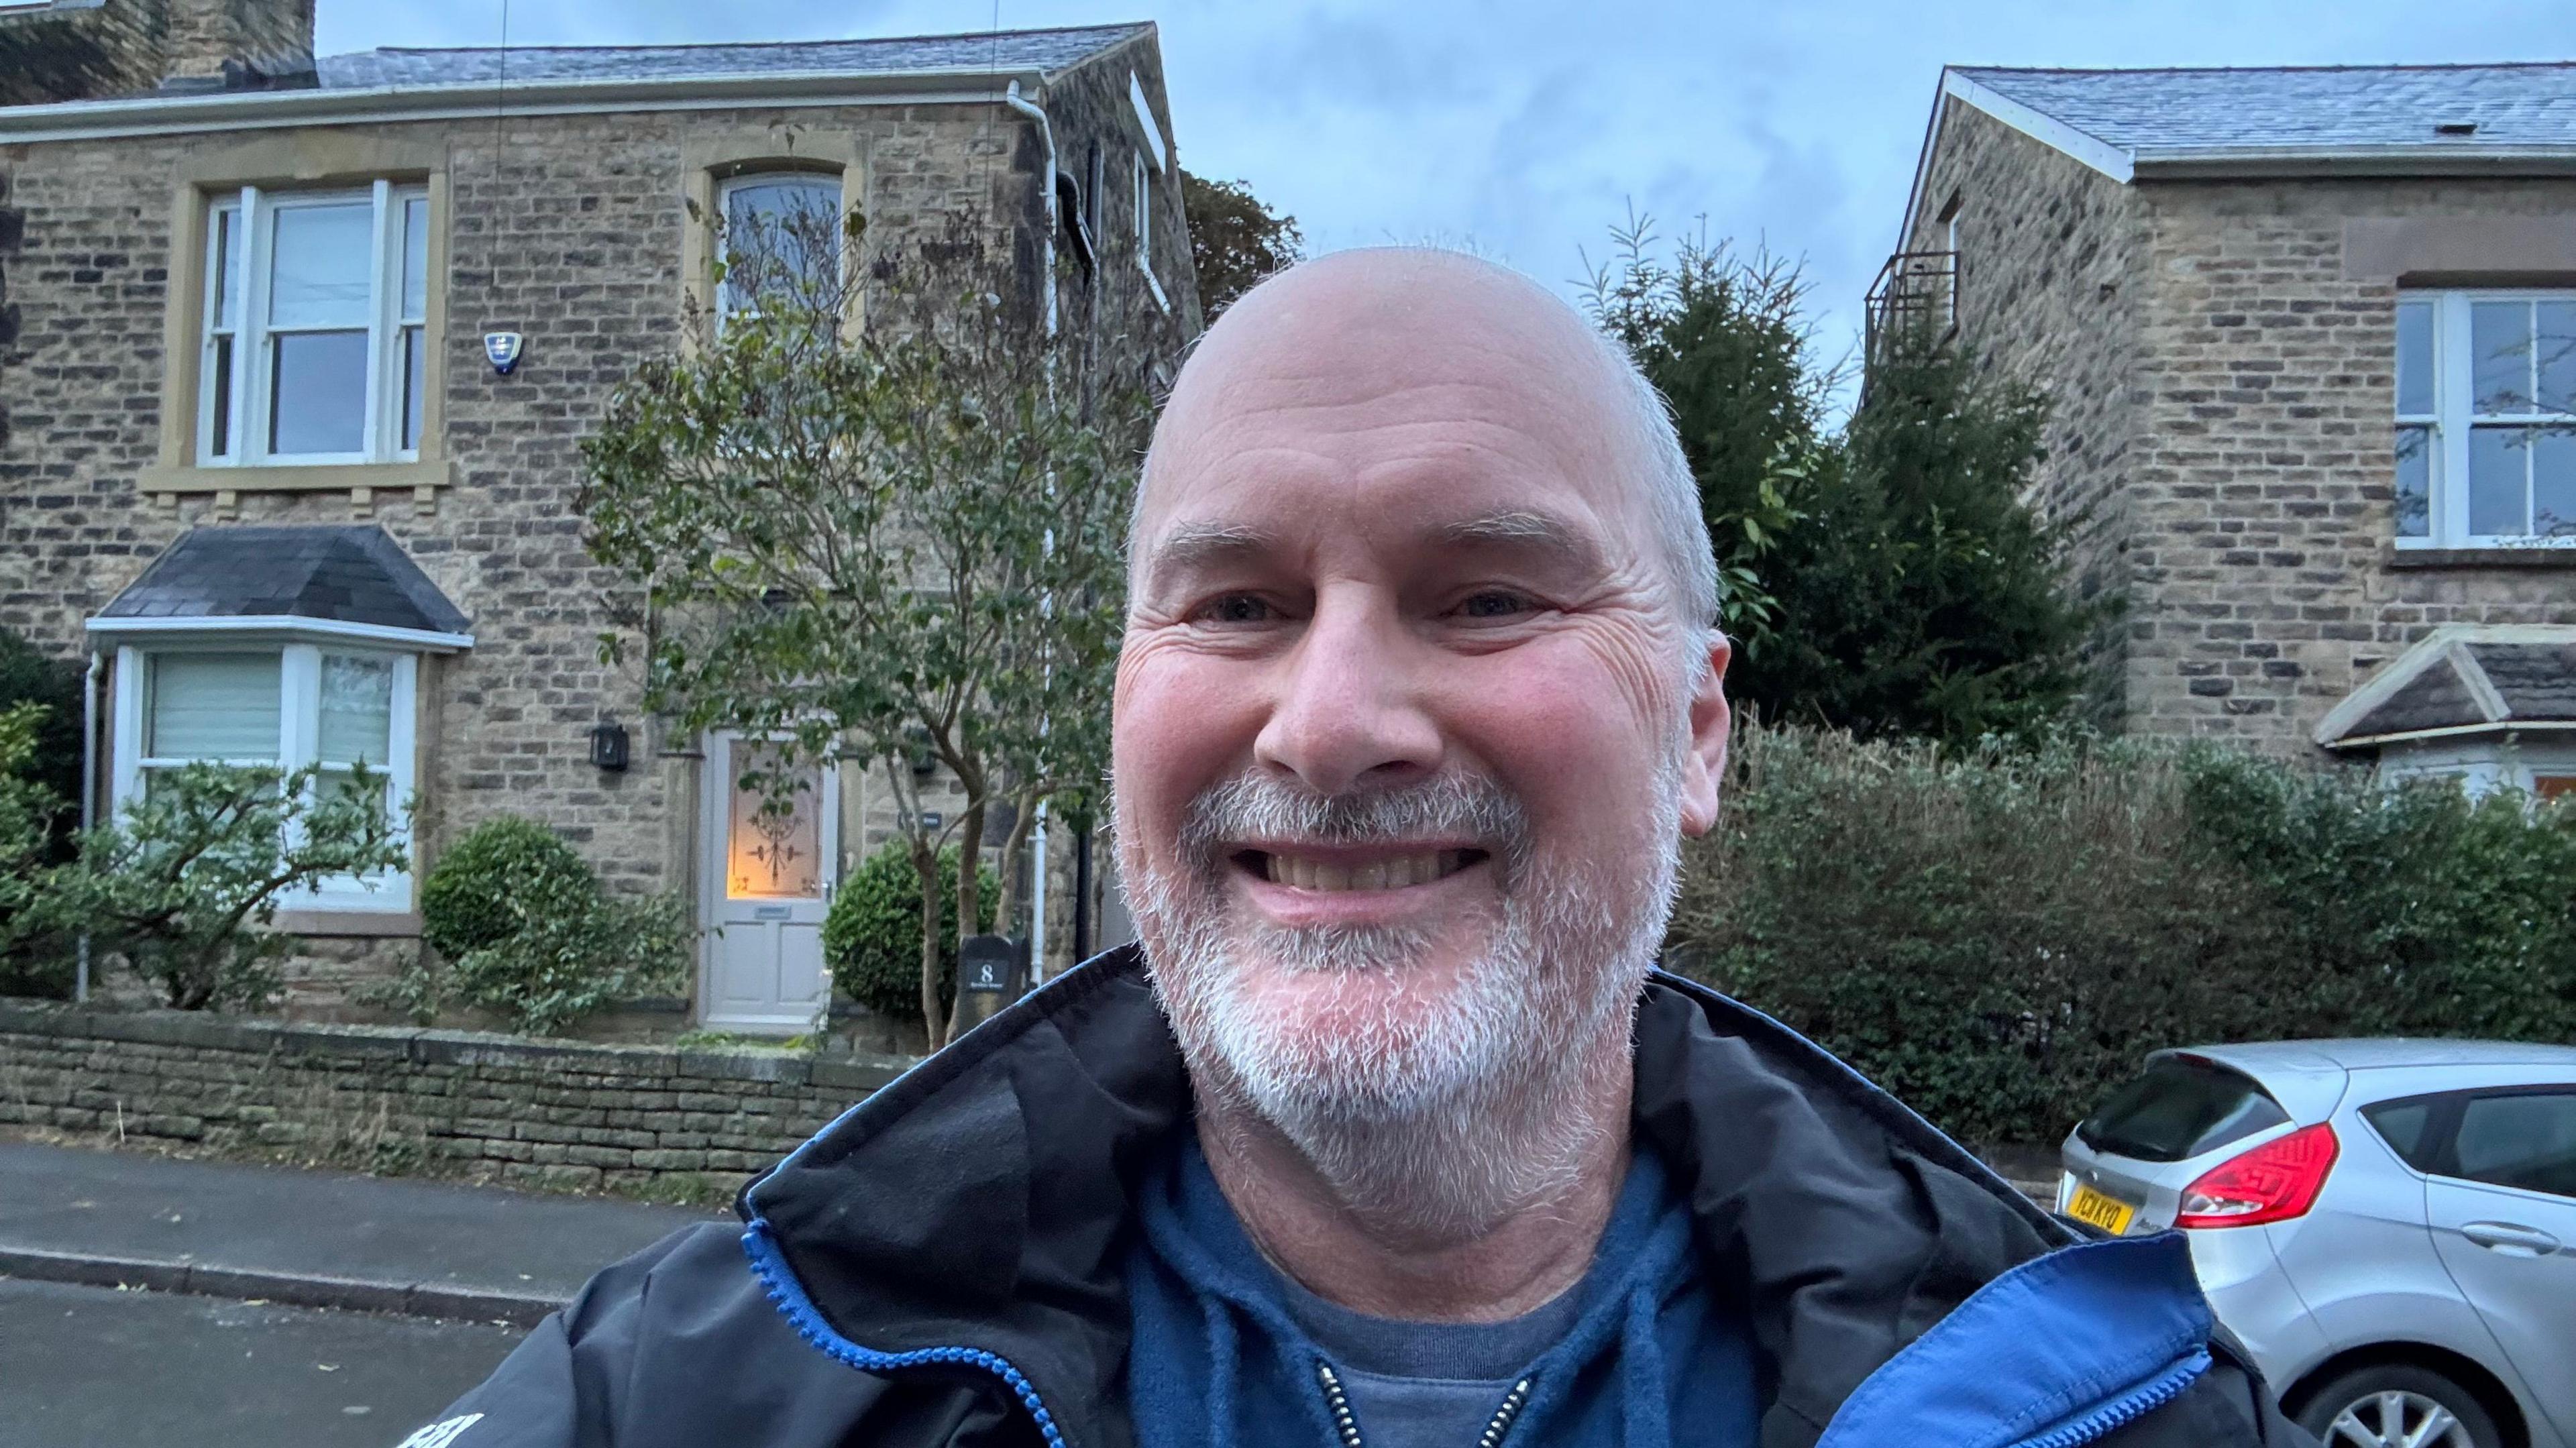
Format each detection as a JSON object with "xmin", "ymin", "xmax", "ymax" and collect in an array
[
  {"xmin": 1028, "ymin": 802, "xmax": 1049, "ymax": 984},
  {"xmin": 1002, "ymin": 80, "xmax": 1059, "ymax": 336},
  {"xmin": 75, "ymin": 649, "xmax": 101, "ymax": 1003}
]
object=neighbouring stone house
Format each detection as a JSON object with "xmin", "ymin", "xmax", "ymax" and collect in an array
[
  {"xmin": 0, "ymin": 0, "xmax": 1195, "ymax": 1027},
  {"xmin": 1878, "ymin": 64, "xmax": 2576, "ymax": 796}
]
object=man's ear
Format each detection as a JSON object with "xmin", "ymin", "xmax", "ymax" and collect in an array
[{"xmin": 1676, "ymin": 633, "xmax": 1731, "ymax": 838}]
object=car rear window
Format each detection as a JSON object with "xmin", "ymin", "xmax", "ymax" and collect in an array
[
  {"xmin": 2078, "ymin": 1056, "xmax": 2290, "ymax": 1163},
  {"xmin": 2361, "ymin": 1097, "xmax": 2444, "ymax": 1172}
]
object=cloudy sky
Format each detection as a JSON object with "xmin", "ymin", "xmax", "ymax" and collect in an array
[{"xmin": 325, "ymin": 1, "xmax": 2576, "ymax": 386}]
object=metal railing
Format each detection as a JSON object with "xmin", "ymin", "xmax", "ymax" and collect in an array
[{"xmin": 1864, "ymin": 249, "xmax": 1960, "ymax": 376}]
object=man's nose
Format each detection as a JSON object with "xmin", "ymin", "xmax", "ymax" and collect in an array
[{"xmin": 1252, "ymin": 590, "xmax": 1442, "ymax": 797}]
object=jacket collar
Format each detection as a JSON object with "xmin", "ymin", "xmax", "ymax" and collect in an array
[{"xmin": 741, "ymin": 945, "xmax": 2074, "ymax": 1448}]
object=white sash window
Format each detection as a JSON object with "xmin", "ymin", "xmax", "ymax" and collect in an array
[
  {"xmin": 199, "ymin": 182, "xmax": 431, "ymax": 467},
  {"xmin": 2396, "ymin": 290, "xmax": 2576, "ymax": 547}
]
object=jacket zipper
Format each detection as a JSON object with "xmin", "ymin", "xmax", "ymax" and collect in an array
[
  {"xmin": 743, "ymin": 1224, "xmax": 1071, "ymax": 1448},
  {"xmin": 1313, "ymin": 1361, "xmax": 1534, "ymax": 1448},
  {"xmin": 2009, "ymin": 1350, "xmax": 2210, "ymax": 1448}
]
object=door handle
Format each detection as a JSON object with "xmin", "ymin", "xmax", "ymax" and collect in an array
[{"xmin": 2460, "ymin": 1221, "xmax": 2562, "ymax": 1256}]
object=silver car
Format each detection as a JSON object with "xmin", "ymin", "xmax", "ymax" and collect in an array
[{"xmin": 2059, "ymin": 1040, "xmax": 2576, "ymax": 1448}]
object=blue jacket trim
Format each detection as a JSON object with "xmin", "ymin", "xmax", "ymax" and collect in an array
[
  {"xmin": 741, "ymin": 1218, "xmax": 1071, "ymax": 1448},
  {"xmin": 1816, "ymin": 1232, "xmax": 2214, "ymax": 1448}
]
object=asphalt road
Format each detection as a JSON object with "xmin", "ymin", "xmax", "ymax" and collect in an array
[{"xmin": 0, "ymin": 1276, "xmax": 526, "ymax": 1448}]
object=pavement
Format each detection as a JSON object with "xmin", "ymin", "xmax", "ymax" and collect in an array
[
  {"xmin": 0, "ymin": 1141, "xmax": 724, "ymax": 1327},
  {"xmin": 0, "ymin": 1276, "xmax": 525, "ymax": 1448}
]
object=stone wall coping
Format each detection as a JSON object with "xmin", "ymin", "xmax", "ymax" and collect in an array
[{"xmin": 0, "ymin": 998, "xmax": 914, "ymax": 1091}]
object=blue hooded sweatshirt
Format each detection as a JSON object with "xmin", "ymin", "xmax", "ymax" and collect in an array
[{"xmin": 1125, "ymin": 1135, "xmax": 1760, "ymax": 1448}]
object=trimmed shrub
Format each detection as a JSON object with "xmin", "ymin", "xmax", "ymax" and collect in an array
[
  {"xmin": 445, "ymin": 873, "xmax": 694, "ymax": 1038},
  {"xmin": 823, "ymin": 841, "xmax": 996, "ymax": 1019},
  {"xmin": 1669, "ymin": 724, "xmax": 2576, "ymax": 1146},
  {"xmin": 421, "ymin": 817, "xmax": 596, "ymax": 962}
]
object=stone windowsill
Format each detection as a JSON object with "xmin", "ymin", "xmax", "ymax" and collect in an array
[
  {"xmin": 138, "ymin": 458, "xmax": 452, "ymax": 496},
  {"xmin": 2384, "ymin": 545, "xmax": 2576, "ymax": 569},
  {"xmin": 268, "ymin": 909, "xmax": 424, "ymax": 939}
]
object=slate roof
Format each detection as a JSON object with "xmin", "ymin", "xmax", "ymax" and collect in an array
[
  {"xmin": 2316, "ymin": 625, "xmax": 2576, "ymax": 747},
  {"xmin": 94, "ymin": 526, "xmax": 471, "ymax": 638},
  {"xmin": 315, "ymin": 23, "xmax": 1148, "ymax": 93},
  {"xmin": 1953, "ymin": 62, "xmax": 2576, "ymax": 158}
]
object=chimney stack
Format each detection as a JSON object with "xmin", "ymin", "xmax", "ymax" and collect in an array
[{"xmin": 160, "ymin": 0, "xmax": 315, "ymax": 92}]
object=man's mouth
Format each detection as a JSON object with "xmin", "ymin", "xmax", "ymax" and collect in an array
[{"xmin": 1231, "ymin": 847, "xmax": 1488, "ymax": 893}]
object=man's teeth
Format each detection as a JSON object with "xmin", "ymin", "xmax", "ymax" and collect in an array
[{"xmin": 1260, "ymin": 851, "xmax": 1468, "ymax": 891}]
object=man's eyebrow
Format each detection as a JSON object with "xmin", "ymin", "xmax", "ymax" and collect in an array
[
  {"xmin": 1144, "ymin": 521, "xmax": 1279, "ymax": 583},
  {"xmin": 1434, "ymin": 510, "xmax": 1603, "ymax": 569}
]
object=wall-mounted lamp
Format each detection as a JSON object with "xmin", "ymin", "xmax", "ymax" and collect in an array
[{"xmin": 589, "ymin": 722, "xmax": 631, "ymax": 772}]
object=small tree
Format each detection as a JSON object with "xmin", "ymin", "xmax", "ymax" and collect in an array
[
  {"xmin": 1584, "ymin": 212, "xmax": 1824, "ymax": 653},
  {"xmin": 44, "ymin": 763, "xmax": 409, "ymax": 1010},
  {"xmin": 1181, "ymin": 170, "xmax": 1305, "ymax": 317},
  {"xmin": 582, "ymin": 205, "xmax": 1146, "ymax": 1045}
]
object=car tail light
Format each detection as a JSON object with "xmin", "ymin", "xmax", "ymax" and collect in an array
[{"xmin": 2174, "ymin": 1122, "xmax": 2339, "ymax": 1229}]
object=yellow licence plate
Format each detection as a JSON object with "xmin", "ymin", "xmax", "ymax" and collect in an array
[{"xmin": 2066, "ymin": 1182, "xmax": 2138, "ymax": 1236}]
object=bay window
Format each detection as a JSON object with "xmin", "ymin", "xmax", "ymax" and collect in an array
[
  {"xmin": 115, "ymin": 644, "xmax": 418, "ymax": 907},
  {"xmin": 2395, "ymin": 290, "xmax": 2576, "ymax": 547},
  {"xmin": 200, "ymin": 181, "xmax": 430, "ymax": 466}
]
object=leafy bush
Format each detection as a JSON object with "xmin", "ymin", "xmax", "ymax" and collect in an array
[
  {"xmin": 822, "ymin": 841, "xmax": 996, "ymax": 1019},
  {"xmin": 0, "ymin": 628, "xmax": 83, "ymax": 851},
  {"xmin": 420, "ymin": 816, "xmax": 597, "ymax": 962},
  {"xmin": 0, "ymin": 704, "xmax": 70, "ymax": 997},
  {"xmin": 1669, "ymin": 724, "xmax": 2576, "ymax": 1145},
  {"xmin": 47, "ymin": 762, "xmax": 410, "ymax": 1010},
  {"xmin": 443, "ymin": 871, "xmax": 694, "ymax": 1038}
]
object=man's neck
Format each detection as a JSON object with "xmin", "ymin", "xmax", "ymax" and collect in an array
[{"xmin": 1190, "ymin": 1045, "xmax": 1636, "ymax": 1324}]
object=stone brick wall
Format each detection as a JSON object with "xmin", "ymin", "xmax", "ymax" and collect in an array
[
  {"xmin": 0, "ymin": 64, "xmax": 1193, "ymax": 1004},
  {"xmin": 2125, "ymin": 176, "xmax": 2576, "ymax": 747},
  {"xmin": 1912, "ymin": 97, "xmax": 2576, "ymax": 751},
  {"xmin": 1904, "ymin": 99, "xmax": 2142, "ymax": 720},
  {"xmin": 0, "ymin": 999, "xmax": 905, "ymax": 1197}
]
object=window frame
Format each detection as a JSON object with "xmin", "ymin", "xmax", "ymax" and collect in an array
[
  {"xmin": 1132, "ymin": 151, "xmax": 1169, "ymax": 313},
  {"xmin": 111, "ymin": 641, "xmax": 420, "ymax": 911},
  {"xmin": 2357, "ymin": 1084, "xmax": 2576, "ymax": 1202},
  {"xmin": 197, "ymin": 180, "xmax": 431, "ymax": 470},
  {"xmin": 2395, "ymin": 287, "xmax": 2576, "ymax": 549}
]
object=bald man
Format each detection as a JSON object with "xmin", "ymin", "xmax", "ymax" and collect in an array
[{"xmin": 413, "ymin": 252, "xmax": 2305, "ymax": 1448}]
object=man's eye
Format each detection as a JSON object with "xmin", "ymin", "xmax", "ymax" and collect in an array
[
  {"xmin": 1454, "ymin": 590, "xmax": 1535, "ymax": 620},
  {"xmin": 1196, "ymin": 594, "xmax": 1276, "ymax": 625}
]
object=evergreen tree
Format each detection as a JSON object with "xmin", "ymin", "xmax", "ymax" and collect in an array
[
  {"xmin": 1591, "ymin": 217, "xmax": 2098, "ymax": 744},
  {"xmin": 1181, "ymin": 171, "xmax": 1304, "ymax": 318}
]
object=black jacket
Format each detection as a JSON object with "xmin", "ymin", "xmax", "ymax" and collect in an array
[{"xmin": 410, "ymin": 947, "xmax": 2311, "ymax": 1448}]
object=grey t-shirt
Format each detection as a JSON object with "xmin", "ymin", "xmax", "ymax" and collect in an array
[{"xmin": 1272, "ymin": 1267, "xmax": 1588, "ymax": 1445}]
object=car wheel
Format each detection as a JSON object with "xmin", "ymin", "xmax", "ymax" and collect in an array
[{"xmin": 2296, "ymin": 1364, "xmax": 2502, "ymax": 1448}]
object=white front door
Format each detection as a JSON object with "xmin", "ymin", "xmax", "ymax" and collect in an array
[{"xmin": 700, "ymin": 734, "xmax": 839, "ymax": 1034}]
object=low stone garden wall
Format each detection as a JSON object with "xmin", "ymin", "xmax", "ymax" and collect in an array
[{"xmin": 0, "ymin": 999, "xmax": 911, "ymax": 1201}]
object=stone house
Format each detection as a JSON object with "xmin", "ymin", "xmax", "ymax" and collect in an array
[
  {"xmin": 0, "ymin": 0, "xmax": 1198, "ymax": 1027},
  {"xmin": 1880, "ymin": 64, "xmax": 2576, "ymax": 796}
]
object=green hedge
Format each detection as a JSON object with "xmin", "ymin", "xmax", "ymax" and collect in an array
[
  {"xmin": 1669, "ymin": 726, "xmax": 2576, "ymax": 1146},
  {"xmin": 823, "ymin": 841, "xmax": 996, "ymax": 1020}
]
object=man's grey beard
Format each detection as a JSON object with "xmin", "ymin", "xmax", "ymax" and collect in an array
[{"xmin": 1124, "ymin": 763, "xmax": 1684, "ymax": 1241}]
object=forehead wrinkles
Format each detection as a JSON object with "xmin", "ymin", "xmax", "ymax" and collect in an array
[{"xmin": 1138, "ymin": 374, "xmax": 1646, "ymax": 581}]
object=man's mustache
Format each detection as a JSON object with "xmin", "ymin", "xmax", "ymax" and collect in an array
[{"xmin": 1175, "ymin": 771, "xmax": 1533, "ymax": 885}]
